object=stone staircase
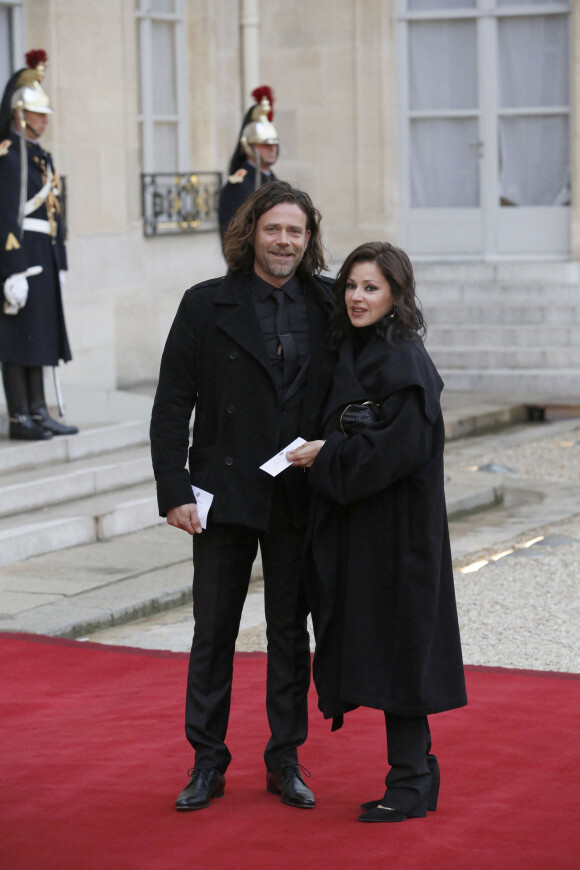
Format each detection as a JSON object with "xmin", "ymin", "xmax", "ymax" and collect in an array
[
  {"xmin": 0, "ymin": 404, "xmax": 509, "ymax": 576},
  {"xmin": 0, "ymin": 421, "xmax": 162, "ymax": 568},
  {"xmin": 416, "ymin": 262, "xmax": 580, "ymax": 398}
]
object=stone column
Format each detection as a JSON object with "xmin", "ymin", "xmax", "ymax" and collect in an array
[{"xmin": 240, "ymin": 0, "xmax": 261, "ymax": 110}]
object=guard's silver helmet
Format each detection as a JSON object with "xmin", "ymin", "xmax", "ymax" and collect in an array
[
  {"xmin": 240, "ymin": 96, "xmax": 279, "ymax": 158},
  {"xmin": 11, "ymin": 50, "xmax": 53, "ymax": 114}
]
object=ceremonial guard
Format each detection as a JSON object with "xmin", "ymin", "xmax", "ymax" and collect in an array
[
  {"xmin": 0, "ymin": 50, "xmax": 77, "ymax": 440},
  {"xmin": 218, "ymin": 85, "xmax": 279, "ymax": 241}
]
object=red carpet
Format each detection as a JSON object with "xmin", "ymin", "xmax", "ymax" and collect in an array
[{"xmin": 1, "ymin": 634, "xmax": 578, "ymax": 870}]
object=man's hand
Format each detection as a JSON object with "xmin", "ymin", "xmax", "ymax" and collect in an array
[
  {"xmin": 286, "ymin": 440, "xmax": 325, "ymax": 468},
  {"xmin": 167, "ymin": 503, "xmax": 203, "ymax": 535}
]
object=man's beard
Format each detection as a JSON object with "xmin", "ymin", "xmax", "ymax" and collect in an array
[{"xmin": 262, "ymin": 251, "xmax": 300, "ymax": 278}]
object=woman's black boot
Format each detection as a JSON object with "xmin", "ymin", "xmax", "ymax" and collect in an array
[{"xmin": 359, "ymin": 715, "xmax": 437, "ymax": 821}]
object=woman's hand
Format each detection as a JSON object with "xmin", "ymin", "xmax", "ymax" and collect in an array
[{"xmin": 286, "ymin": 440, "xmax": 325, "ymax": 468}]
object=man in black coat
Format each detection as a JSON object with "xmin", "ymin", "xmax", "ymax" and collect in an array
[
  {"xmin": 0, "ymin": 50, "xmax": 77, "ymax": 440},
  {"xmin": 150, "ymin": 181, "xmax": 334, "ymax": 812},
  {"xmin": 218, "ymin": 86, "xmax": 279, "ymax": 243}
]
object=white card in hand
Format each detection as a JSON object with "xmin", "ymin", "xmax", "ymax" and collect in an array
[
  {"xmin": 191, "ymin": 485, "xmax": 214, "ymax": 529},
  {"xmin": 259, "ymin": 437, "xmax": 307, "ymax": 477}
]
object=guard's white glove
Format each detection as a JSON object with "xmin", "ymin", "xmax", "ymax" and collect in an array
[
  {"xmin": 3, "ymin": 273, "xmax": 29, "ymax": 309},
  {"xmin": 59, "ymin": 270, "xmax": 67, "ymax": 286}
]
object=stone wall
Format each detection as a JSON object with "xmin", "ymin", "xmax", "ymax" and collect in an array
[{"xmin": 14, "ymin": 0, "xmax": 578, "ymax": 395}]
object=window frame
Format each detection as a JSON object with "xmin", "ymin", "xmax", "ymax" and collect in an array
[
  {"xmin": 0, "ymin": 0, "xmax": 25, "ymax": 92},
  {"xmin": 136, "ymin": 0, "xmax": 189, "ymax": 173}
]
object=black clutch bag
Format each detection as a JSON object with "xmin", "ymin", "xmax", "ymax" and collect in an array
[{"xmin": 339, "ymin": 401, "xmax": 382, "ymax": 436}]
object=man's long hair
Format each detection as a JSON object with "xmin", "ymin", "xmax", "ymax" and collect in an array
[{"xmin": 223, "ymin": 181, "xmax": 327, "ymax": 276}]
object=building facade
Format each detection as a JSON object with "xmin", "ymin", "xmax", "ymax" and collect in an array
[{"xmin": 1, "ymin": 0, "xmax": 576, "ymax": 394}]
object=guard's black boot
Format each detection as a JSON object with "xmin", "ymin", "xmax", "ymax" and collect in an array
[
  {"xmin": 31, "ymin": 405, "xmax": 79, "ymax": 436},
  {"xmin": 27, "ymin": 366, "xmax": 78, "ymax": 436},
  {"xmin": 2, "ymin": 364, "xmax": 52, "ymax": 441},
  {"xmin": 9, "ymin": 412, "xmax": 53, "ymax": 440}
]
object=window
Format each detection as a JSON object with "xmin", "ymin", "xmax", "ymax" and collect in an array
[
  {"xmin": 397, "ymin": 0, "xmax": 571, "ymax": 257},
  {"xmin": 0, "ymin": 1, "xmax": 24, "ymax": 94},
  {"xmin": 136, "ymin": 0, "xmax": 188, "ymax": 172}
]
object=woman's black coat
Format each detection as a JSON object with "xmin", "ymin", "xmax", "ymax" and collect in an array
[{"xmin": 306, "ymin": 330, "xmax": 467, "ymax": 724}]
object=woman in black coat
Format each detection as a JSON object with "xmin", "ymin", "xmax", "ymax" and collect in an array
[{"xmin": 287, "ymin": 242, "xmax": 467, "ymax": 823}]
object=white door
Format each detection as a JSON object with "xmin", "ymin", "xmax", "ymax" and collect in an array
[{"xmin": 397, "ymin": 0, "xmax": 571, "ymax": 259}]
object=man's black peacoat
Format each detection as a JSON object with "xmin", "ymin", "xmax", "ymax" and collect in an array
[{"xmin": 150, "ymin": 268, "xmax": 335, "ymax": 528}]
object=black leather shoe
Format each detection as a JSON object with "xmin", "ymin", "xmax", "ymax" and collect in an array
[
  {"xmin": 32, "ymin": 407, "xmax": 79, "ymax": 436},
  {"xmin": 266, "ymin": 764, "xmax": 315, "ymax": 809},
  {"xmin": 175, "ymin": 768, "xmax": 225, "ymax": 811},
  {"xmin": 9, "ymin": 414, "xmax": 53, "ymax": 441}
]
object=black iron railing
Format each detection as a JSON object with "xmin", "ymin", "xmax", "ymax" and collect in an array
[{"xmin": 141, "ymin": 172, "xmax": 222, "ymax": 236}]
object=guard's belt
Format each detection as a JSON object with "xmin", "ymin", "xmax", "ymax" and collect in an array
[{"xmin": 23, "ymin": 217, "xmax": 51, "ymax": 234}]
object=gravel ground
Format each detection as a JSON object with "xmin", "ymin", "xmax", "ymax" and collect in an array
[
  {"xmin": 454, "ymin": 515, "xmax": 580, "ymax": 673},
  {"xmin": 456, "ymin": 421, "xmax": 580, "ymax": 482}
]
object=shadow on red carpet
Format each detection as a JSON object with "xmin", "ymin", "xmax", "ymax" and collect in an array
[{"xmin": 1, "ymin": 633, "xmax": 578, "ymax": 870}]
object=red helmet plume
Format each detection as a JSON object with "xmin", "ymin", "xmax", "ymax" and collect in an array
[
  {"xmin": 25, "ymin": 49, "xmax": 48, "ymax": 69},
  {"xmin": 251, "ymin": 85, "xmax": 274, "ymax": 121}
]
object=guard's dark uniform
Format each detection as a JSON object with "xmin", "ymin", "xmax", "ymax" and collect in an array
[
  {"xmin": 218, "ymin": 161, "xmax": 276, "ymax": 241},
  {"xmin": 0, "ymin": 131, "xmax": 70, "ymax": 366}
]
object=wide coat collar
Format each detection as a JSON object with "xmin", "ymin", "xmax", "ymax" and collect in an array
[
  {"xmin": 213, "ymin": 270, "xmax": 334, "ymax": 427},
  {"xmin": 214, "ymin": 270, "xmax": 272, "ymax": 378},
  {"xmin": 324, "ymin": 330, "xmax": 443, "ymax": 428}
]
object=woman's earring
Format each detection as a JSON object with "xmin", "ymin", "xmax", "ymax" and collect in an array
[{"xmin": 389, "ymin": 305, "xmax": 398, "ymax": 320}]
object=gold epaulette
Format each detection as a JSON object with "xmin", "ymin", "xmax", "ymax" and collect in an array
[
  {"xmin": 5, "ymin": 232, "xmax": 20, "ymax": 251},
  {"xmin": 0, "ymin": 140, "xmax": 12, "ymax": 157},
  {"xmin": 227, "ymin": 168, "xmax": 247, "ymax": 184}
]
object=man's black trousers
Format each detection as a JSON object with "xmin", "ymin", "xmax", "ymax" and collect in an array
[{"xmin": 185, "ymin": 495, "xmax": 311, "ymax": 775}]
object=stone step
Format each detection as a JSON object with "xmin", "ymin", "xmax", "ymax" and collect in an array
[
  {"xmin": 444, "ymin": 471, "xmax": 503, "ymax": 517},
  {"xmin": 423, "ymin": 305, "xmax": 580, "ymax": 325},
  {"xmin": 439, "ymin": 368, "xmax": 580, "ymax": 395},
  {"xmin": 0, "ymin": 481, "xmax": 162, "ymax": 568},
  {"xmin": 419, "ymin": 285, "xmax": 580, "ymax": 305},
  {"xmin": 442, "ymin": 397, "xmax": 528, "ymax": 440},
  {"xmin": 0, "ymin": 420, "xmax": 150, "ymax": 474},
  {"xmin": 413, "ymin": 260, "xmax": 580, "ymax": 284},
  {"xmin": 426, "ymin": 325, "xmax": 580, "ymax": 348},
  {"xmin": 0, "ymin": 470, "xmax": 499, "ymax": 569},
  {"xmin": 0, "ymin": 444, "xmax": 153, "ymax": 518},
  {"xmin": 428, "ymin": 346, "xmax": 580, "ymax": 369}
]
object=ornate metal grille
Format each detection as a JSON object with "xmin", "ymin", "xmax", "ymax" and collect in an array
[{"xmin": 141, "ymin": 172, "xmax": 222, "ymax": 236}]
